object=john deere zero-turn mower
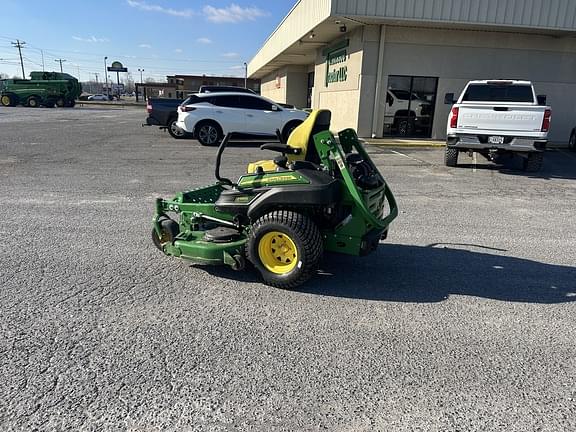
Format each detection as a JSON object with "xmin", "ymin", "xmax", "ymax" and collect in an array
[{"xmin": 152, "ymin": 110, "xmax": 398, "ymax": 289}]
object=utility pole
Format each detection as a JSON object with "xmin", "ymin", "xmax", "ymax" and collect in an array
[
  {"xmin": 54, "ymin": 59, "xmax": 66, "ymax": 73},
  {"xmin": 138, "ymin": 68, "xmax": 144, "ymax": 83},
  {"xmin": 94, "ymin": 73, "xmax": 99, "ymax": 94},
  {"xmin": 11, "ymin": 40, "xmax": 26, "ymax": 79},
  {"xmin": 104, "ymin": 57, "xmax": 108, "ymax": 98}
]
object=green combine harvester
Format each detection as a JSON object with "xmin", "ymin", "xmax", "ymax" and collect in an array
[
  {"xmin": 0, "ymin": 71, "xmax": 82, "ymax": 108},
  {"xmin": 152, "ymin": 110, "xmax": 398, "ymax": 289}
]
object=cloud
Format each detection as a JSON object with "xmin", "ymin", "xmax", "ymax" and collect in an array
[
  {"xmin": 72, "ymin": 35, "xmax": 109, "ymax": 43},
  {"xmin": 127, "ymin": 0, "xmax": 194, "ymax": 18},
  {"xmin": 139, "ymin": 44, "xmax": 152, "ymax": 49},
  {"xmin": 196, "ymin": 37, "xmax": 212, "ymax": 44},
  {"xmin": 174, "ymin": 48, "xmax": 183, "ymax": 53},
  {"xmin": 203, "ymin": 4, "xmax": 268, "ymax": 23},
  {"xmin": 221, "ymin": 52, "xmax": 239, "ymax": 58}
]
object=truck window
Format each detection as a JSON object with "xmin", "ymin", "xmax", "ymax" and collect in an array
[{"xmin": 463, "ymin": 84, "xmax": 534, "ymax": 103}]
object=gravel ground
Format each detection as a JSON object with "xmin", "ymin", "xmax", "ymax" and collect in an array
[{"xmin": 0, "ymin": 106, "xmax": 575, "ymax": 431}]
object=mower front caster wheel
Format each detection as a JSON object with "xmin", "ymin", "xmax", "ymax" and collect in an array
[
  {"xmin": 152, "ymin": 217, "xmax": 180, "ymax": 252},
  {"xmin": 247, "ymin": 210, "xmax": 323, "ymax": 289}
]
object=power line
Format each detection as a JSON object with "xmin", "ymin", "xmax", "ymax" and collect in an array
[{"xmin": 11, "ymin": 40, "xmax": 26, "ymax": 79}]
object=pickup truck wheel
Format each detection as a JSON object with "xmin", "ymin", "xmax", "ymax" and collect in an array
[
  {"xmin": 196, "ymin": 121, "xmax": 222, "ymax": 146},
  {"xmin": 397, "ymin": 119, "xmax": 414, "ymax": 136},
  {"xmin": 523, "ymin": 152, "xmax": 543, "ymax": 172},
  {"xmin": 569, "ymin": 131, "xmax": 576, "ymax": 152},
  {"xmin": 445, "ymin": 147, "xmax": 459, "ymax": 167},
  {"xmin": 167, "ymin": 118, "xmax": 187, "ymax": 139},
  {"xmin": 26, "ymin": 96, "xmax": 39, "ymax": 108}
]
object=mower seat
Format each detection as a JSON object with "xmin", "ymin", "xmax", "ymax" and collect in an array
[{"xmin": 247, "ymin": 110, "xmax": 331, "ymax": 173}]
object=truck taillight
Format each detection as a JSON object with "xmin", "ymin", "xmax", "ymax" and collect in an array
[
  {"xmin": 179, "ymin": 106, "xmax": 196, "ymax": 112},
  {"xmin": 541, "ymin": 109, "xmax": 551, "ymax": 132},
  {"xmin": 450, "ymin": 107, "xmax": 459, "ymax": 128}
]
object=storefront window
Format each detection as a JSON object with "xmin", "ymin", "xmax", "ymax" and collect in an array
[{"xmin": 383, "ymin": 75, "xmax": 438, "ymax": 138}]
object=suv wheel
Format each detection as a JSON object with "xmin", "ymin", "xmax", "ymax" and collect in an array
[
  {"xmin": 282, "ymin": 120, "xmax": 302, "ymax": 143},
  {"xmin": 196, "ymin": 121, "xmax": 222, "ymax": 146}
]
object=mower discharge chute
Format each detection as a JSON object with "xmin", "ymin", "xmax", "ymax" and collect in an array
[{"xmin": 152, "ymin": 110, "xmax": 398, "ymax": 289}]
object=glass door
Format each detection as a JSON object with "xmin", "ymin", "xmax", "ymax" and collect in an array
[{"xmin": 383, "ymin": 75, "xmax": 438, "ymax": 138}]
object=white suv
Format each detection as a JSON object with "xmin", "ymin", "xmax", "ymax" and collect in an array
[{"xmin": 176, "ymin": 93, "xmax": 308, "ymax": 146}]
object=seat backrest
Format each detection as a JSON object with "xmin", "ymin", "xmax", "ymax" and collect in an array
[{"xmin": 286, "ymin": 110, "xmax": 331, "ymax": 164}]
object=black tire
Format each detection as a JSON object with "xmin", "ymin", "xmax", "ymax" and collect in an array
[
  {"xmin": 282, "ymin": 120, "xmax": 302, "ymax": 143},
  {"xmin": 445, "ymin": 147, "xmax": 459, "ymax": 167},
  {"xmin": 524, "ymin": 152, "xmax": 544, "ymax": 173},
  {"xmin": 247, "ymin": 210, "xmax": 323, "ymax": 289},
  {"xmin": 152, "ymin": 217, "xmax": 180, "ymax": 252},
  {"xmin": 55, "ymin": 97, "xmax": 65, "ymax": 108},
  {"xmin": 167, "ymin": 117, "xmax": 187, "ymax": 139},
  {"xmin": 569, "ymin": 131, "xmax": 576, "ymax": 152},
  {"xmin": 26, "ymin": 96, "xmax": 40, "ymax": 108},
  {"xmin": 64, "ymin": 99, "xmax": 76, "ymax": 108},
  {"xmin": 195, "ymin": 120, "xmax": 222, "ymax": 146},
  {"xmin": 1, "ymin": 94, "xmax": 15, "ymax": 107}
]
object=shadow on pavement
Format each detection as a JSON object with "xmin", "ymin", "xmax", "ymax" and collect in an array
[
  {"xmin": 458, "ymin": 150, "xmax": 576, "ymax": 180},
  {"xmin": 303, "ymin": 244, "xmax": 575, "ymax": 303},
  {"xmin": 196, "ymin": 243, "xmax": 575, "ymax": 304}
]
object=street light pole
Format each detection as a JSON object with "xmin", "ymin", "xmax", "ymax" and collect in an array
[
  {"xmin": 243, "ymin": 62, "xmax": 247, "ymax": 89},
  {"xmin": 138, "ymin": 68, "xmax": 144, "ymax": 83},
  {"xmin": 104, "ymin": 56, "xmax": 108, "ymax": 98}
]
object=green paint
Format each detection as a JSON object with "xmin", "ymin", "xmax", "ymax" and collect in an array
[
  {"xmin": 237, "ymin": 172, "xmax": 310, "ymax": 188},
  {"xmin": 325, "ymin": 47, "xmax": 348, "ymax": 86}
]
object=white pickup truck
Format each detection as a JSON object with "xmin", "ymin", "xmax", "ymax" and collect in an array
[{"xmin": 445, "ymin": 80, "xmax": 551, "ymax": 172}]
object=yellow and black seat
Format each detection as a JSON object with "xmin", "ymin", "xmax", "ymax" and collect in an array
[{"xmin": 247, "ymin": 110, "xmax": 331, "ymax": 174}]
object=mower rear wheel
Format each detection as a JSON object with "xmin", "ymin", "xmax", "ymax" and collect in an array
[
  {"xmin": 247, "ymin": 210, "xmax": 323, "ymax": 289},
  {"xmin": 152, "ymin": 217, "xmax": 180, "ymax": 252}
]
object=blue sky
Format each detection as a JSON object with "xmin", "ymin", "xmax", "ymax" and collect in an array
[{"xmin": 0, "ymin": 0, "xmax": 295, "ymax": 82}]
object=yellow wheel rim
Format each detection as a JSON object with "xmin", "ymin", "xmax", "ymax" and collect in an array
[
  {"xmin": 258, "ymin": 231, "xmax": 299, "ymax": 275},
  {"xmin": 1, "ymin": 96, "xmax": 9, "ymax": 105}
]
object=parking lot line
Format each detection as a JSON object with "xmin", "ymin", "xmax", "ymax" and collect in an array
[{"xmin": 390, "ymin": 149, "xmax": 433, "ymax": 166}]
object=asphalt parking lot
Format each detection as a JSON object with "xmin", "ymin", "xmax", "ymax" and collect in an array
[{"xmin": 1, "ymin": 106, "xmax": 575, "ymax": 431}]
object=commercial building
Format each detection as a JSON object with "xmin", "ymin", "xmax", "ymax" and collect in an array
[
  {"xmin": 249, "ymin": 0, "xmax": 576, "ymax": 142},
  {"xmin": 166, "ymin": 75, "xmax": 261, "ymax": 98}
]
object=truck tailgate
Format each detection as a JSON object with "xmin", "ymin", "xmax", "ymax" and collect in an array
[{"xmin": 458, "ymin": 105, "xmax": 545, "ymax": 133}]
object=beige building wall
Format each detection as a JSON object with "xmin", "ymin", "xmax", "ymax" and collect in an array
[
  {"xmin": 261, "ymin": 69, "xmax": 287, "ymax": 103},
  {"xmin": 261, "ymin": 24, "xmax": 576, "ymax": 142},
  {"xmin": 375, "ymin": 26, "xmax": 576, "ymax": 142},
  {"xmin": 261, "ymin": 66, "xmax": 309, "ymax": 108},
  {"xmin": 312, "ymin": 27, "xmax": 366, "ymax": 134}
]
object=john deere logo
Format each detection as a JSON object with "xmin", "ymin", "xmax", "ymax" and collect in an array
[{"xmin": 326, "ymin": 48, "xmax": 347, "ymax": 86}]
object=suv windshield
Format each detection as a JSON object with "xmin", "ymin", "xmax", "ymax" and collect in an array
[{"xmin": 463, "ymin": 84, "xmax": 534, "ymax": 102}]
